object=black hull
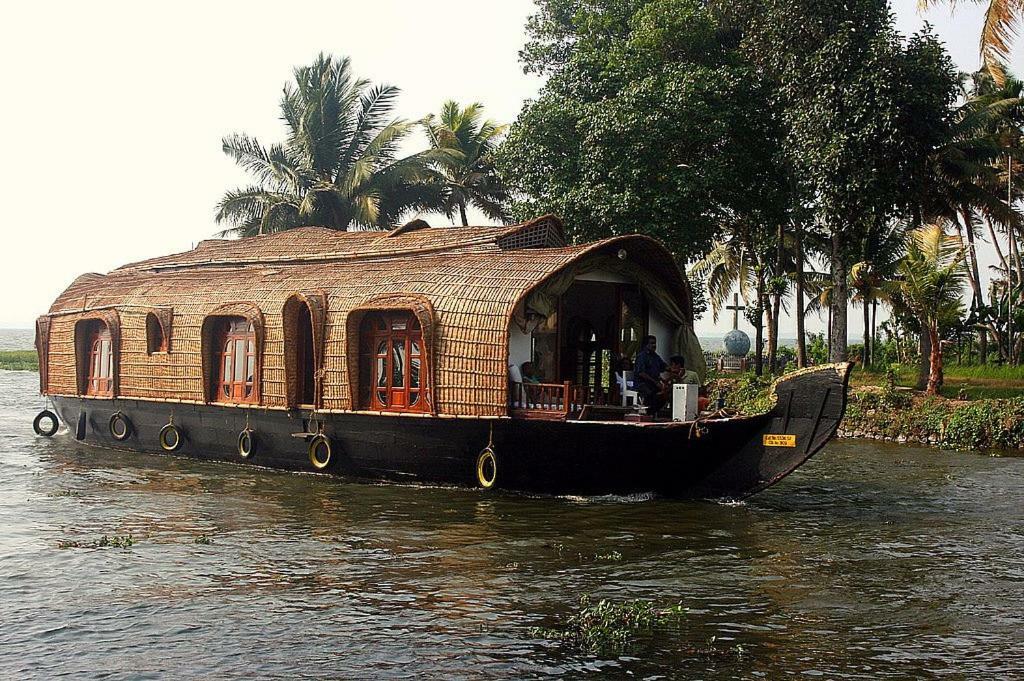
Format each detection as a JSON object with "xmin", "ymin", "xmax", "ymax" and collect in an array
[{"xmin": 49, "ymin": 364, "xmax": 852, "ymax": 499}]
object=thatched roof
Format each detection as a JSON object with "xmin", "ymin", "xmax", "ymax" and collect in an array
[{"xmin": 43, "ymin": 216, "xmax": 694, "ymax": 415}]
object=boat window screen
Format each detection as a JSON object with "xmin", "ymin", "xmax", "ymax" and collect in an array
[
  {"xmin": 214, "ymin": 318, "xmax": 258, "ymax": 404},
  {"xmin": 84, "ymin": 322, "xmax": 113, "ymax": 397},
  {"xmin": 360, "ymin": 311, "xmax": 429, "ymax": 413}
]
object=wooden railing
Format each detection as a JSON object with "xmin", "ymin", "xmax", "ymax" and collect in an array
[
  {"xmin": 510, "ymin": 381, "xmax": 573, "ymax": 416},
  {"xmin": 509, "ymin": 381, "xmax": 620, "ymax": 418}
]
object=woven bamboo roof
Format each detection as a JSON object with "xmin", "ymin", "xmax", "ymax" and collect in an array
[{"xmin": 43, "ymin": 215, "xmax": 694, "ymax": 415}]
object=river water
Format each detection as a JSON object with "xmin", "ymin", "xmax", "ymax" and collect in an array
[{"xmin": 1, "ymin": 368, "xmax": 1023, "ymax": 679}]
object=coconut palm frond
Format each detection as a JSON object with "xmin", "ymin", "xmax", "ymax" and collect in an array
[{"xmin": 422, "ymin": 101, "xmax": 510, "ymax": 225}]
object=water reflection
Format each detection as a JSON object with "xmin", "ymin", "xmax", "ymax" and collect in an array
[{"xmin": 2, "ymin": 369, "xmax": 1023, "ymax": 679}]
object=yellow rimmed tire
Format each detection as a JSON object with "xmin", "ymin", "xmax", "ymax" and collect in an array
[
  {"xmin": 109, "ymin": 412, "xmax": 133, "ymax": 441},
  {"xmin": 237, "ymin": 428, "xmax": 256, "ymax": 459},
  {"xmin": 475, "ymin": 447, "xmax": 498, "ymax": 490},
  {"xmin": 308, "ymin": 433, "xmax": 332, "ymax": 470},
  {"xmin": 159, "ymin": 423, "xmax": 183, "ymax": 452}
]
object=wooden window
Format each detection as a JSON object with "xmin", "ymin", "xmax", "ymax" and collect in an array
[
  {"xmin": 85, "ymin": 323, "xmax": 114, "ymax": 396},
  {"xmin": 146, "ymin": 313, "xmax": 168, "ymax": 354},
  {"xmin": 361, "ymin": 312, "xmax": 427, "ymax": 412},
  {"xmin": 214, "ymin": 318, "xmax": 258, "ymax": 404}
]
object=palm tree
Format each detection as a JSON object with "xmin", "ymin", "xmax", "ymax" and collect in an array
[
  {"xmin": 918, "ymin": 69, "xmax": 1023, "ymax": 361},
  {"xmin": 919, "ymin": 1, "xmax": 1024, "ymax": 84},
  {"xmin": 888, "ymin": 224, "xmax": 968, "ymax": 395},
  {"xmin": 424, "ymin": 101, "xmax": 510, "ymax": 226},
  {"xmin": 849, "ymin": 221, "xmax": 907, "ymax": 367},
  {"xmin": 216, "ymin": 54, "xmax": 453, "ymax": 235},
  {"xmin": 688, "ymin": 235, "xmax": 757, "ymax": 322}
]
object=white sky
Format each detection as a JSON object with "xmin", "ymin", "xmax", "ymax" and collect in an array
[{"xmin": 0, "ymin": 0, "xmax": 1020, "ymax": 343}]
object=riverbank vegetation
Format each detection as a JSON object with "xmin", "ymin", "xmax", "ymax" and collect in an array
[
  {"xmin": 718, "ymin": 366, "xmax": 1024, "ymax": 451},
  {"xmin": 0, "ymin": 350, "xmax": 38, "ymax": 371}
]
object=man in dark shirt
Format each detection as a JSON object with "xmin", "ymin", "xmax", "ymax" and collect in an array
[{"xmin": 634, "ymin": 335, "xmax": 667, "ymax": 414}]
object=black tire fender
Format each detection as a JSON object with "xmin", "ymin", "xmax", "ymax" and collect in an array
[
  {"xmin": 109, "ymin": 412, "xmax": 133, "ymax": 441},
  {"xmin": 237, "ymin": 428, "xmax": 256, "ymax": 459},
  {"xmin": 308, "ymin": 433, "xmax": 332, "ymax": 470},
  {"xmin": 476, "ymin": 447, "xmax": 498, "ymax": 490},
  {"xmin": 159, "ymin": 423, "xmax": 183, "ymax": 452},
  {"xmin": 33, "ymin": 410, "xmax": 59, "ymax": 437}
]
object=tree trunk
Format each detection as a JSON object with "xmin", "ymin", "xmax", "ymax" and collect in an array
[
  {"xmin": 956, "ymin": 209, "xmax": 985, "ymax": 312},
  {"xmin": 769, "ymin": 222, "xmax": 784, "ymax": 373},
  {"xmin": 984, "ymin": 215, "xmax": 1009, "ymax": 273},
  {"xmin": 755, "ymin": 268, "xmax": 765, "ymax": 376},
  {"xmin": 1009, "ymin": 221, "xmax": 1020, "ymax": 366},
  {"xmin": 916, "ymin": 327, "xmax": 931, "ymax": 391},
  {"xmin": 829, "ymin": 233, "xmax": 848, "ymax": 362},
  {"xmin": 871, "ymin": 299, "xmax": 878, "ymax": 366},
  {"xmin": 960, "ymin": 206, "xmax": 988, "ymax": 365},
  {"xmin": 459, "ymin": 203, "xmax": 469, "ymax": 227},
  {"xmin": 827, "ymin": 305, "xmax": 833, "ymax": 359},
  {"xmin": 795, "ymin": 226, "xmax": 807, "ymax": 368},
  {"xmin": 926, "ymin": 326, "xmax": 943, "ymax": 396},
  {"xmin": 861, "ymin": 296, "xmax": 870, "ymax": 368},
  {"xmin": 769, "ymin": 292, "xmax": 780, "ymax": 374}
]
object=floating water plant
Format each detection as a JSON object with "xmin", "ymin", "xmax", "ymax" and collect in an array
[
  {"xmin": 47, "ymin": 489, "xmax": 82, "ymax": 498},
  {"xmin": 530, "ymin": 595, "xmax": 687, "ymax": 653},
  {"xmin": 194, "ymin": 534, "xmax": 213, "ymax": 545},
  {"xmin": 58, "ymin": 534, "xmax": 134, "ymax": 549}
]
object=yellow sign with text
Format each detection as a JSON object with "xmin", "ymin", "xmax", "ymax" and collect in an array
[{"xmin": 763, "ymin": 434, "xmax": 797, "ymax": 447}]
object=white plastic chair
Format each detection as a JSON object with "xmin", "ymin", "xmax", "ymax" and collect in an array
[
  {"xmin": 508, "ymin": 364, "xmax": 524, "ymax": 408},
  {"xmin": 618, "ymin": 370, "xmax": 638, "ymax": 407}
]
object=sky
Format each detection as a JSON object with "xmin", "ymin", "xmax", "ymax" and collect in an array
[{"xmin": 0, "ymin": 0, "xmax": 1020, "ymax": 342}]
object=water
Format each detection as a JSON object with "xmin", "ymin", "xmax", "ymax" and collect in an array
[
  {"xmin": 2, "ymin": 368, "xmax": 1023, "ymax": 679},
  {"xmin": 0, "ymin": 329, "xmax": 33, "ymax": 351}
]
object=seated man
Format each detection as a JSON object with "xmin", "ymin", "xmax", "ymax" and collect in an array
[
  {"xmin": 665, "ymin": 355, "xmax": 699, "ymax": 385},
  {"xmin": 663, "ymin": 355, "xmax": 709, "ymax": 412},
  {"xmin": 634, "ymin": 335, "xmax": 667, "ymax": 414},
  {"xmin": 520, "ymin": 361, "xmax": 542, "ymax": 384}
]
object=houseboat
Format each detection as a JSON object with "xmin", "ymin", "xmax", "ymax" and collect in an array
[{"xmin": 33, "ymin": 216, "xmax": 850, "ymax": 499}]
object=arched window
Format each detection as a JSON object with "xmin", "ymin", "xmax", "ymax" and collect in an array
[
  {"xmin": 145, "ymin": 313, "xmax": 168, "ymax": 354},
  {"xmin": 360, "ymin": 312, "xmax": 427, "ymax": 412},
  {"xmin": 214, "ymin": 317, "xmax": 258, "ymax": 404},
  {"xmin": 85, "ymin": 322, "xmax": 114, "ymax": 396},
  {"xmin": 283, "ymin": 296, "xmax": 318, "ymax": 408}
]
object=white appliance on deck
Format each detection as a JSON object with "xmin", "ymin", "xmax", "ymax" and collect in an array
[{"xmin": 671, "ymin": 383, "xmax": 698, "ymax": 422}]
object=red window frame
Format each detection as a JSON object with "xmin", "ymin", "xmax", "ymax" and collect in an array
[
  {"xmin": 85, "ymin": 323, "xmax": 113, "ymax": 397},
  {"xmin": 215, "ymin": 318, "xmax": 258, "ymax": 404},
  {"xmin": 363, "ymin": 312, "xmax": 428, "ymax": 413}
]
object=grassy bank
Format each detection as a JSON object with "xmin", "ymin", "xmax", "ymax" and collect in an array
[
  {"xmin": 849, "ymin": 363, "xmax": 1024, "ymax": 400},
  {"xmin": 0, "ymin": 350, "xmax": 37, "ymax": 371}
]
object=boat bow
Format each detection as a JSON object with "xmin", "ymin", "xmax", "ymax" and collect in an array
[{"xmin": 691, "ymin": 362, "xmax": 853, "ymax": 499}]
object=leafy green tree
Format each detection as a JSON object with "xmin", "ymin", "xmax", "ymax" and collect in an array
[
  {"xmin": 889, "ymin": 224, "xmax": 968, "ymax": 395},
  {"xmin": 216, "ymin": 54, "xmax": 451, "ymax": 235},
  {"xmin": 497, "ymin": 0, "xmax": 789, "ymax": 258},
  {"xmin": 736, "ymin": 1, "xmax": 960, "ymax": 362},
  {"xmin": 424, "ymin": 101, "xmax": 509, "ymax": 226}
]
